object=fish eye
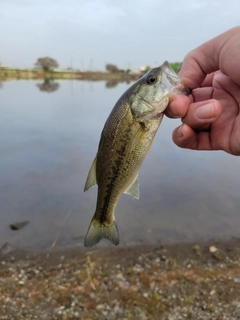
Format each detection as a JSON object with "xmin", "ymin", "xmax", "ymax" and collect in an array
[{"xmin": 146, "ymin": 74, "xmax": 157, "ymax": 85}]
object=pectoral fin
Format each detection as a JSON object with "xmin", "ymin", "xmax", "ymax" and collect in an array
[
  {"xmin": 124, "ymin": 175, "xmax": 139, "ymax": 199},
  {"xmin": 84, "ymin": 156, "xmax": 97, "ymax": 191},
  {"xmin": 130, "ymin": 127, "xmax": 145, "ymax": 153}
]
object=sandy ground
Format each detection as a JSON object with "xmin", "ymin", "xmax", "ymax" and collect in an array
[{"xmin": 0, "ymin": 238, "xmax": 240, "ymax": 319}]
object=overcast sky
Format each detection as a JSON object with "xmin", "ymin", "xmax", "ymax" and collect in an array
[{"xmin": 0, "ymin": 0, "xmax": 239, "ymax": 70}]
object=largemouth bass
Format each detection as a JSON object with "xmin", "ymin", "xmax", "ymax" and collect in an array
[{"xmin": 84, "ymin": 61, "xmax": 189, "ymax": 247}]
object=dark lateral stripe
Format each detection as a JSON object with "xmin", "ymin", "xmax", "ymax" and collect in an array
[{"xmin": 99, "ymin": 154, "xmax": 125, "ymax": 224}]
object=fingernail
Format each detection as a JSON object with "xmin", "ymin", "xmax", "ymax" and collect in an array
[
  {"xmin": 196, "ymin": 102, "xmax": 214, "ymax": 119},
  {"xmin": 176, "ymin": 125, "xmax": 183, "ymax": 138}
]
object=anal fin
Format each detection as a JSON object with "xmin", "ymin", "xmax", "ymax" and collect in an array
[
  {"xmin": 84, "ymin": 156, "xmax": 97, "ymax": 191},
  {"xmin": 124, "ymin": 175, "xmax": 139, "ymax": 199}
]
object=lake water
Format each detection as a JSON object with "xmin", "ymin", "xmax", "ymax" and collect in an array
[{"xmin": 1, "ymin": 79, "xmax": 240, "ymax": 250}]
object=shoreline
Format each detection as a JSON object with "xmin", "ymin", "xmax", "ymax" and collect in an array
[
  {"xmin": 1, "ymin": 236, "xmax": 240, "ymax": 265},
  {"xmin": 0, "ymin": 68, "xmax": 139, "ymax": 81}
]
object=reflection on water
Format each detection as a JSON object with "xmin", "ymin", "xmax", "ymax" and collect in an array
[
  {"xmin": 36, "ymin": 79, "xmax": 60, "ymax": 93},
  {"xmin": 105, "ymin": 79, "xmax": 131, "ymax": 88},
  {"xmin": 105, "ymin": 79, "xmax": 119, "ymax": 88},
  {"xmin": 0, "ymin": 80, "xmax": 240, "ymax": 250}
]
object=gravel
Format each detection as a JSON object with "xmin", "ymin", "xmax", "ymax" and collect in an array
[{"xmin": 0, "ymin": 239, "xmax": 240, "ymax": 319}]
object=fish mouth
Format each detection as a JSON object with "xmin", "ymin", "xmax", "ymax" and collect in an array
[
  {"xmin": 161, "ymin": 61, "xmax": 180, "ymax": 87},
  {"xmin": 161, "ymin": 61, "xmax": 190, "ymax": 96}
]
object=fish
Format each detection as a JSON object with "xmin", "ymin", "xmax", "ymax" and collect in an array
[{"xmin": 84, "ymin": 61, "xmax": 189, "ymax": 247}]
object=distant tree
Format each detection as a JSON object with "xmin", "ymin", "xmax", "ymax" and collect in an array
[
  {"xmin": 140, "ymin": 65, "xmax": 152, "ymax": 73},
  {"xmin": 35, "ymin": 57, "xmax": 59, "ymax": 71},
  {"xmin": 144, "ymin": 65, "xmax": 151, "ymax": 73},
  {"xmin": 170, "ymin": 62, "xmax": 183, "ymax": 74},
  {"xmin": 106, "ymin": 63, "xmax": 119, "ymax": 73}
]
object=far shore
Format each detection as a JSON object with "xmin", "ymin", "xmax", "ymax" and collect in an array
[{"xmin": 0, "ymin": 68, "xmax": 139, "ymax": 81}]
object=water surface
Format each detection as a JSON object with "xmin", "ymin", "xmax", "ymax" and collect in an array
[{"xmin": 0, "ymin": 80, "xmax": 240, "ymax": 250}]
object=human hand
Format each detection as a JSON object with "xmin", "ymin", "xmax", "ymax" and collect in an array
[{"xmin": 166, "ymin": 26, "xmax": 240, "ymax": 155}]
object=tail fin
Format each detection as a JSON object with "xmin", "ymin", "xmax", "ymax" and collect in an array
[{"xmin": 84, "ymin": 219, "xmax": 119, "ymax": 247}]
